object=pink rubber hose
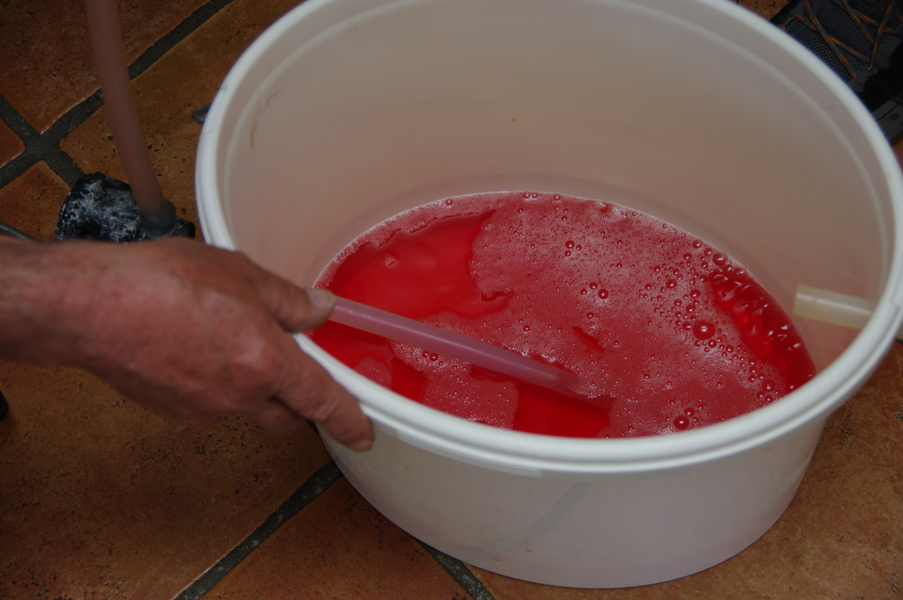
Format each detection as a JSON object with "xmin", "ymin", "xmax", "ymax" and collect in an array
[{"xmin": 84, "ymin": 0, "xmax": 176, "ymax": 237}]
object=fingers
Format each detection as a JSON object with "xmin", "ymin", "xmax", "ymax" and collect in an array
[
  {"xmin": 237, "ymin": 255, "xmax": 373, "ymax": 448},
  {"xmin": 249, "ymin": 264, "xmax": 336, "ymax": 333},
  {"xmin": 252, "ymin": 397, "xmax": 307, "ymax": 433},
  {"xmin": 273, "ymin": 339, "xmax": 374, "ymax": 451},
  {"xmin": 306, "ymin": 384, "xmax": 375, "ymax": 452}
]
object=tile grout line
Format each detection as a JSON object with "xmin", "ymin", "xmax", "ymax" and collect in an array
[
  {"xmin": 126, "ymin": 0, "xmax": 237, "ymax": 83},
  {"xmin": 0, "ymin": 93, "xmax": 85, "ymax": 189},
  {"xmin": 174, "ymin": 460, "xmax": 345, "ymax": 600},
  {"xmin": 0, "ymin": 0, "xmax": 238, "ymax": 191},
  {"xmin": 419, "ymin": 543, "xmax": 499, "ymax": 600}
]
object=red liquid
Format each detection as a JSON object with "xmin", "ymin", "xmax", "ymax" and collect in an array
[{"xmin": 311, "ymin": 192, "xmax": 815, "ymax": 438}]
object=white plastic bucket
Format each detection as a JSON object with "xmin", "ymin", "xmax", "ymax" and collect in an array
[{"xmin": 196, "ymin": 0, "xmax": 903, "ymax": 588}]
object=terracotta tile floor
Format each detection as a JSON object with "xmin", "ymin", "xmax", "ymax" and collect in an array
[{"xmin": 0, "ymin": 1, "xmax": 900, "ymax": 598}]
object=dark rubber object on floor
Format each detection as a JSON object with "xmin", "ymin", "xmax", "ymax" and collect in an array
[
  {"xmin": 0, "ymin": 390, "xmax": 8, "ymax": 422},
  {"xmin": 772, "ymin": 0, "xmax": 903, "ymax": 142},
  {"xmin": 56, "ymin": 172, "xmax": 196, "ymax": 242}
]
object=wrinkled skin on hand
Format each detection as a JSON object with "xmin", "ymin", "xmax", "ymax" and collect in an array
[{"xmin": 0, "ymin": 237, "xmax": 373, "ymax": 451}]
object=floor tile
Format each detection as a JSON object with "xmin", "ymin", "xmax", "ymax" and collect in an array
[
  {"xmin": 893, "ymin": 137, "xmax": 903, "ymax": 166},
  {"xmin": 468, "ymin": 343, "xmax": 903, "ymax": 599},
  {"xmin": 0, "ymin": 0, "xmax": 208, "ymax": 133},
  {"xmin": 205, "ymin": 477, "xmax": 474, "ymax": 600},
  {"xmin": 0, "ymin": 359, "xmax": 333, "ymax": 599},
  {"xmin": 59, "ymin": 0, "xmax": 305, "ymax": 235},
  {"xmin": 0, "ymin": 162, "xmax": 70, "ymax": 241},
  {"xmin": 0, "ymin": 119, "xmax": 24, "ymax": 170},
  {"xmin": 738, "ymin": 0, "xmax": 789, "ymax": 19}
]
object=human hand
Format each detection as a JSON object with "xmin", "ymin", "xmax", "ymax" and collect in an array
[{"xmin": 0, "ymin": 237, "xmax": 373, "ymax": 450}]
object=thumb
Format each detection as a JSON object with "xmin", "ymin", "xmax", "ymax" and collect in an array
[{"xmin": 255, "ymin": 271, "xmax": 336, "ymax": 333}]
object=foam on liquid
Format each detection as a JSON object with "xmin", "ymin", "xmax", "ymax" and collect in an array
[{"xmin": 311, "ymin": 192, "xmax": 815, "ymax": 438}]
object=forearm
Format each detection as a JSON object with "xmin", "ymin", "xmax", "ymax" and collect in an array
[{"xmin": 0, "ymin": 237, "xmax": 103, "ymax": 367}]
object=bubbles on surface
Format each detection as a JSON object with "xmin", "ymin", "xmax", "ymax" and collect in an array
[
  {"xmin": 315, "ymin": 189, "xmax": 814, "ymax": 439},
  {"xmin": 692, "ymin": 321, "xmax": 715, "ymax": 340}
]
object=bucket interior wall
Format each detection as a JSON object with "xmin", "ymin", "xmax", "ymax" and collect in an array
[{"xmin": 218, "ymin": 0, "xmax": 893, "ymax": 369}]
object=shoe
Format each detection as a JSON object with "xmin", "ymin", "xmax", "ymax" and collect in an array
[{"xmin": 772, "ymin": 0, "xmax": 903, "ymax": 142}]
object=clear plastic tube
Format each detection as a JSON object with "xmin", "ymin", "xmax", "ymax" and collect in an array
[{"xmin": 330, "ymin": 297, "xmax": 580, "ymax": 392}]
